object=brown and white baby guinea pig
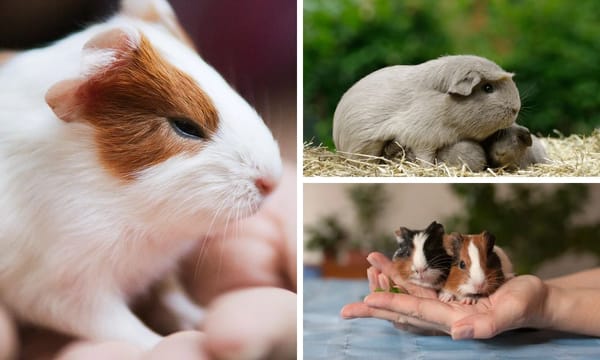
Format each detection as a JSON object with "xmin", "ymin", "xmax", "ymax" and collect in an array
[
  {"xmin": 439, "ymin": 231, "xmax": 514, "ymax": 304},
  {"xmin": 392, "ymin": 221, "xmax": 453, "ymax": 290},
  {"xmin": 483, "ymin": 124, "xmax": 549, "ymax": 170}
]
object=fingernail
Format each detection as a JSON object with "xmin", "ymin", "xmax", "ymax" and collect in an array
[
  {"xmin": 452, "ymin": 325, "xmax": 474, "ymax": 340},
  {"xmin": 366, "ymin": 254, "xmax": 379, "ymax": 267}
]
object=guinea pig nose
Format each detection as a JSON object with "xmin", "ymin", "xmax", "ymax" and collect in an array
[
  {"xmin": 255, "ymin": 177, "xmax": 276, "ymax": 196},
  {"xmin": 511, "ymin": 107, "xmax": 519, "ymax": 115}
]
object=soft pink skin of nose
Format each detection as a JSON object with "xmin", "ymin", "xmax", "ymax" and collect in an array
[{"xmin": 255, "ymin": 177, "xmax": 276, "ymax": 196}]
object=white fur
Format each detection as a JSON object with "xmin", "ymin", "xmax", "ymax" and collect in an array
[
  {"xmin": 333, "ymin": 55, "xmax": 521, "ymax": 162},
  {"xmin": 458, "ymin": 241, "xmax": 485, "ymax": 296},
  {"xmin": 411, "ymin": 232, "xmax": 428, "ymax": 271},
  {"xmin": 408, "ymin": 232, "xmax": 443, "ymax": 288},
  {"xmin": 0, "ymin": 1, "xmax": 281, "ymax": 348}
]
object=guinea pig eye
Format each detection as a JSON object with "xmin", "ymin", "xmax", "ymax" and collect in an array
[
  {"xmin": 459, "ymin": 260, "xmax": 466, "ymax": 269},
  {"xmin": 168, "ymin": 117, "xmax": 205, "ymax": 140},
  {"xmin": 482, "ymin": 83, "xmax": 494, "ymax": 94}
]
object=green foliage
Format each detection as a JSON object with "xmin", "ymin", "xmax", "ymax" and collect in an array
[
  {"xmin": 304, "ymin": 184, "xmax": 398, "ymax": 258},
  {"xmin": 304, "ymin": 0, "xmax": 600, "ymax": 148},
  {"xmin": 305, "ymin": 215, "xmax": 349, "ymax": 258},
  {"xmin": 304, "ymin": 0, "xmax": 450, "ymax": 147},
  {"xmin": 445, "ymin": 184, "xmax": 600, "ymax": 274}
]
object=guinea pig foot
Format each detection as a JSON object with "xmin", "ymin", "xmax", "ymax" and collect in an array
[
  {"xmin": 438, "ymin": 291, "xmax": 455, "ymax": 303},
  {"xmin": 382, "ymin": 140, "xmax": 406, "ymax": 160},
  {"xmin": 460, "ymin": 297, "xmax": 478, "ymax": 305}
]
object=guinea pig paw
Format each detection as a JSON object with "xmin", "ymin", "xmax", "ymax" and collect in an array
[
  {"xmin": 438, "ymin": 292, "xmax": 454, "ymax": 303},
  {"xmin": 460, "ymin": 297, "xmax": 477, "ymax": 305}
]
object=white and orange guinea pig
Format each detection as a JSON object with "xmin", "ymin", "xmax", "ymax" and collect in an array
[
  {"xmin": 0, "ymin": 0, "xmax": 280, "ymax": 349},
  {"xmin": 439, "ymin": 231, "xmax": 514, "ymax": 304}
]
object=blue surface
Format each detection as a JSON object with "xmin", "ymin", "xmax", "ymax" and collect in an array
[{"xmin": 304, "ymin": 279, "xmax": 600, "ymax": 359}]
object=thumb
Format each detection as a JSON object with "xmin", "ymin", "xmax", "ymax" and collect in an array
[{"xmin": 451, "ymin": 313, "xmax": 498, "ymax": 340}]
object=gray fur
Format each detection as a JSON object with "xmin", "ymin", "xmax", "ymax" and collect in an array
[
  {"xmin": 436, "ymin": 140, "xmax": 486, "ymax": 171},
  {"xmin": 484, "ymin": 124, "xmax": 549, "ymax": 170},
  {"xmin": 332, "ymin": 55, "xmax": 521, "ymax": 163}
]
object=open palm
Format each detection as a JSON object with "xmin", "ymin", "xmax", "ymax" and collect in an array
[{"xmin": 341, "ymin": 252, "xmax": 548, "ymax": 339}]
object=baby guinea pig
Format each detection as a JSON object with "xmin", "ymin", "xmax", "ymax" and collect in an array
[
  {"xmin": 333, "ymin": 55, "xmax": 521, "ymax": 163},
  {"xmin": 436, "ymin": 140, "xmax": 486, "ymax": 172},
  {"xmin": 392, "ymin": 221, "xmax": 453, "ymax": 289},
  {"xmin": 439, "ymin": 231, "xmax": 514, "ymax": 304},
  {"xmin": 483, "ymin": 124, "xmax": 549, "ymax": 170}
]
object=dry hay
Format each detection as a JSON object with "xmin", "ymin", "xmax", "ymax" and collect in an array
[{"xmin": 303, "ymin": 129, "xmax": 600, "ymax": 177}]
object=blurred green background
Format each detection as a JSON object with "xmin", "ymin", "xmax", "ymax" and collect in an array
[{"xmin": 304, "ymin": 0, "xmax": 600, "ymax": 149}]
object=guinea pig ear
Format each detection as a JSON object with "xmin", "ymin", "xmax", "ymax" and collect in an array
[
  {"xmin": 444, "ymin": 233, "xmax": 463, "ymax": 257},
  {"xmin": 448, "ymin": 70, "xmax": 482, "ymax": 96},
  {"xmin": 515, "ymin": 125, "xmax": 533, "ymax": 147},
  {"xmin": 45, "ymin": 27, "xmax": 141, "ymax": 123},
  {"xmin": 482, "ymin": 231, "xmax": 496, "ymax": 254},
  {"xmin": 426, "ymin": 221, "xmax": 445, "ymax": 239},
  {"xmin": 395, "ymin": 227, "xmax": 412, "ymax": 244},
  {"xmin": 120, "ymin": 0, "xmax": 196, "ymax": 49}
]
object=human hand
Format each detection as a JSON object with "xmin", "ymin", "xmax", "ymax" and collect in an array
[{"xmin": 341, "ymin": 252, "xmax": 549, "ymax": 339}]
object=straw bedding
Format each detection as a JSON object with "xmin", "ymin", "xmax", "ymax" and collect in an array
[{"xmin": 303, "ymin": 130, "xmax": 600, "ymax": 177}]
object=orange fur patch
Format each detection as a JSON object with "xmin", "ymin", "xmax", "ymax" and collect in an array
[{"xmin": 78, "ymin": 34, "xmax": 218, "ymax": 180}]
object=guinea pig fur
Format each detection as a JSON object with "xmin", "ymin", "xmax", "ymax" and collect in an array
[
  {"xmin": 333, "ymin": 55, "xmax": 521, "ymax": 163},
  {"xmin": 392, "ymin": 221, "xmax": 453, "ymax": 289},
  {"xmin": 0, "ymin": 0, "xmax": 281, "ymax": 348},
  {"xmin": 439, "ymin": 232, "xmax": 514, "ymax": 304},
  {"xmin": 436, "ymin": 140, "xmax": 486, "ymax": 172},
  {"xmin": 484, "ymin": 124, "xmax": 549, "ymax": 170}
]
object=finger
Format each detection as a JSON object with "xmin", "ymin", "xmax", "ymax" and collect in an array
[
  {"xmin": 56, "ymin": 341, "xmax": 143, "ymax": 360},
  {"xmin": 367, "ymin": 267, "xmax": 380, "ymax": 292},
  {"xmin": 205, "ymin": 287, "xmax": 296, "ymax": 360},
  {"xmin": 145, "ymin": 331, "xmax": 207, "ymax": 360},
  {"xmin": 365, "ymin": 292, "xmax": 459, "ymax": 328},
  {"xmin": 394, "ymin": 316, "xmax": 451, "ymax": 335},
  {"xmin": 378, "ymin": 273, "xmax": 391, "ymax": 291},
  {"xmin": 366, "ymin": 253, "xmax": 433, "ymax": 297},
  {"xmin": 0, "ymin": 306, "xmax": 17, "ymax": 360},
  {"xmin": 341, "ymin": 302, "xmax": 450, "ymax": 334}
]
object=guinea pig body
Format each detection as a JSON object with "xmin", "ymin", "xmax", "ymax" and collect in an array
[
  {"xmin": 436, "ymin": 140, "xmax": 486, "ymax": 171},
  {"xmin": 0, "ymin": 0, "xmax": 281, "ymax": 348},
  {"xmin": 484, "ymin": 124, "xmax": 549, "ymax": 170},
  {"xmin": 333, "ymin": 55, "xmax": 521, "ymax": 162},
  {"xmin": 392, "ymin": 221, "xmax": 453, "ymax": 289},
  {"xmin": 439, "ymin": 232, "xmax": 514, "ymax": 304}
]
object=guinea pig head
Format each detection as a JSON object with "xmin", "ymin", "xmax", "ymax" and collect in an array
[
  {"xmin": 441, "ymin": 55, "xmax": 521, "ymax": 141},
  {"xmin": 392, "ymin": 221, "xmax": 452, "ymax": 289},
  {"xmin": 45, "ymin": 27, "xmax": 282, "ymax": 231},
  {"xmin": 484, "ymin": 124, "xmax": 532, "ymax": 168},
  {"xmin": 445, "ymin": 231, "xmax": 504, "ymax": 297}
]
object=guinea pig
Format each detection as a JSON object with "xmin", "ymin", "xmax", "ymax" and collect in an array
[
  {"xmin": 439, "ymin": 232, "xmax": 514, "ymax": 304},
  {"xmin": 0, "ymin": 0, "xmax": 281, "ymax": 348},
  {"xmin": 436, "ymin": 140, "xmax": 486, "ymax": 172},
  {"xmin": 483, "ymin": 124, "xmax": 549, "ymax": 170},
  {"xmin": 333, "ymin": 55, "xmax": 521, "ymax": 163},
  {"xmin": 392, "ymin": 221, "xmax": 453, "ymax": 290}
]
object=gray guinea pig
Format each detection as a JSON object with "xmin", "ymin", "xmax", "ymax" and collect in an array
[
  {"xmin": 333, "ymin": 55, "xmax": 521, "ymax": 163},
  {"xmin": 483, "ymin": 124, "xmax": 549, "ymax": 170},
  {"xmin": 436, "ymin": 140, "xmax": 486, "ymax": 172}
]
